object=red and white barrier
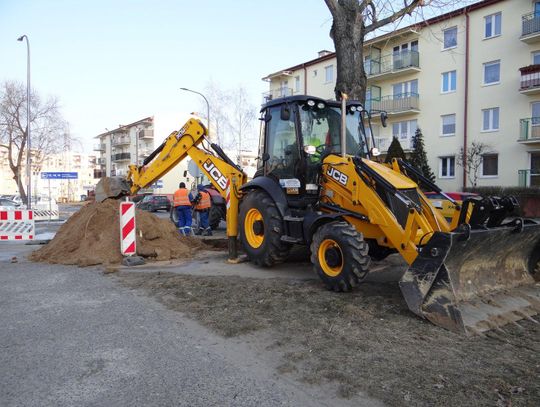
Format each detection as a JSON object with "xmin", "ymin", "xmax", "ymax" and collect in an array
[
  {"xmin": 119, "ymin": 201, "xmax": 136, "ymax": 256},
  {"xmin": 0, "ymin": 210, "xmax": 34, "ymax": 241}
]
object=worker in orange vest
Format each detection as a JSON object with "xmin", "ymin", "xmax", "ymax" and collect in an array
[
  {"xmin": 173, "ymin": 182, "xmax": 193, "ymax": 235},
  {"xmin": 193, "ymin": 184, "xmax": 212, "ymax": 236}
]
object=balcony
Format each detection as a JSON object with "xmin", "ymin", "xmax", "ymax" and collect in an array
[
  {"xmin": 521, "ymin": 12, "xmax": 540, "ymax": 43},
  {"xmin": 138, "ymin": 129, "xmax": 154, "ymax": 139},
  {"xmin": 519, "ymin": 65, "xmax": 540, "ymax": 94},
  {"xmin": 368, "ymin": 93, "xmax": 420, "ymax": 116},
  {"xmin": 262, "ymin": 87, "xmax": 294, "ymax": 103},
  {"xmin": 365, "ymin": 50, "xmax": 420, "ymax": 81},
  {"xmin": 112, "ymin": 135, "xmax": 131, "ymax": 146},
  {"xmin": 93, "ymin": 169, "xmax": 105, "ymax": 179},
  {"xmin": 93, "ymin": 143, "xmax": 105, "ymax": 151},
  {"xmin": 111, "ymin": 152, "xmax": 131, "ymax": 162},
  {"xmin": 97, "ymin": 157, "xmax": 106, "ymax": 165},
  {"xmin": 518, "ymin": 169, "xmax": 540, "ymax": 187},
  {"xmin": 519, "ymin": 118, "xmax": 540, "ymax": 144},
  {"xmin": 374, "ymin": 136, "xmax": 414, "ymax": 153}
]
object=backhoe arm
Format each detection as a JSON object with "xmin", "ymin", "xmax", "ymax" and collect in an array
[{"xmin": 125, "ymin": 118, "xmax": 247, "ymax": 258}]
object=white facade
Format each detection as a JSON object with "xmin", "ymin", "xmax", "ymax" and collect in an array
[
  {"xmin": 0, "ymin": 148, "xmax": 97, "ymax": 201},
  {"xmin": 263, "ymin": 0, "xmax": 540, "ymax": 191}
]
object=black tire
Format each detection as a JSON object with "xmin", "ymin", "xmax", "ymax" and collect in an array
[
  {"xmin": 310, "ymin": 221, "xmax": 370, "ymax": 292},
  {"xmin": 209, "ymin": 204, "xmax": 224, "ymax": 230},
  {"xmin": 239, "ymin": 189, "xmax": 290, "ymax": 267},
  {"xmin": 170, "ymin": 206, "xmax": 178, "ymax": 225},
  {"xmin": 529, "ymin": 243, "xmax": 540, "ymax": 282}
]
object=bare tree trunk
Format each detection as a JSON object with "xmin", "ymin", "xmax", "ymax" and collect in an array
[{"xmin": 329, "ymin": 5, "xmax": 367, "ymax": 102}]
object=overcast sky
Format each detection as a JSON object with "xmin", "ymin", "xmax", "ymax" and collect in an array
[{"xmin": 0, "ymin": 0, "xmax": 335, "ymax": 152}]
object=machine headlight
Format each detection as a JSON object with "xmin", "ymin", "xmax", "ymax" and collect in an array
[
  {"xmin": 307, "ymin": 100, "xmax": 315, "ymax": 107},
  {"xmin": 349, "ymin": 106, "xmax": 357, "ymax": 112},
  {"xmin": 317, "ymin": 102, "xmax": 326, "ymax": 109}
]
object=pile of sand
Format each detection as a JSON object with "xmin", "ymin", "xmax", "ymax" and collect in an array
[{"xmin": 30, "ymin": 200, "xmax": 205, "ymax": 266}]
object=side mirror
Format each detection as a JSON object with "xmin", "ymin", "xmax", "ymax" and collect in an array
[
  {"xmin": 380, "ymin": 111, "xmax": 388, "ymax": 128},
  {"xmin": 280, "ymin": 105, "xmax": 290, "ymax": 121},
  {"xmin": 262, "ymin": 152, "xmax": 270, "ymax": 162}
]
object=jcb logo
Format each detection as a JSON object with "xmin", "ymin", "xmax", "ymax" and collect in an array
[
  {"xmin": 203, "ymin": 159, "xmax": 228, "ymax": 190},
  {"xmin": 326, "ymin": 167, "xmax": 348, "ymax": 186}
]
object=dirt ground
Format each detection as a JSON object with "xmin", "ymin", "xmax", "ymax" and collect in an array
[{"xmin": 117, "ymin": 261, "xmax": 539, "ymax": 407}]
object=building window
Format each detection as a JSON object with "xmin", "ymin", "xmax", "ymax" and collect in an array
[
  {"xmin": 439, "ymin": 156, "xmax": 455, "ymax": 178},
  {"xmin": 532, "ymin": 51, "xmax": 540, "ymax": 65},
  {"xmin": 482, "ymin": 107, "xmax": 499, "ymax": 131},
  {"xmin": 483, "ymin": 61, "xmax": 500, "ymax": 85},
  {"xmin": 294, "ymin": 76, "xmax": 300, "ymax": 93},
  {"xmin": 392, "ymin": 120, "xmax": 417, "ymax": 148},
  {"xmin": 441, "ymin": 114, "xmax": 456, "ymax": 136},
  {"xmin": 484, "ymin": 12, "xmax": 501, "ymax": 38},
  {"xmin": 441, "ymin": 70, "xmax": 457, "ymax": 93},
  {"xmin": 392, "ymin": 79, "xmax": 418, "ymax": 97},
  {"xmin": 313, "ymin": 69, "xmax": 317, "ymax": 77},
  {"xmin": 443, "ymin": 26, "xmax": 457, "ymax": 49},
  {"xmin": 481, "ymin": 154, "xmax": 498, "ymax": 176},
  {"xmin": 325, "ymin": 65, "xmax": 334, "ymax": 83}
]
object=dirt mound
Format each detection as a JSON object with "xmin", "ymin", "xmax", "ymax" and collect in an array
[{"xmin": 30, "ymin": 200, "xmax": 205, "ymax": 266}]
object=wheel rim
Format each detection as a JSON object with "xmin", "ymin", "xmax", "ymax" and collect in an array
[
  {"xmin": 244, "ymin": 208, "xmax": 264, "ymax": 248},
  {"xmin": 318, "ymin": 239, "xmax": 343, "ymax": 277}
]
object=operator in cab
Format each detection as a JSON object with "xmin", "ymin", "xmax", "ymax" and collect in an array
[
  {"xmin": 173, "ymin": 182, "xmax": 193, "ymax": 236},
  {"xmin": 193, "ymin": 184, "xmax": 212, "ymax": 236}
]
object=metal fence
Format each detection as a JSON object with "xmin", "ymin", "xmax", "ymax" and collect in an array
[
  {"xmin": 522, "ymin": 11, "xmax": 540, "ymax": 37},
  {"xmin": 111, "ymin": 152, "xmax": 131, "ymax": 161},
  {"xmin": 368, "ymin": 93, "xmax": 419, "ymax": 114},
  {"xmin": 365, "ymin": 50, "xmax": 420, "ymax": 76},
  {"xmin": 262, "ymin": 88, "xmax": 294, "ymax": 103},
  {"xmin": 519, "ymin": 117, "xmax": 540, "ymax": 141}
]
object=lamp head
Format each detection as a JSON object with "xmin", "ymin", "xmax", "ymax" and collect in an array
[{"xmin": 17, "ymin": 36, "xmax": 24, "ymax": 41}]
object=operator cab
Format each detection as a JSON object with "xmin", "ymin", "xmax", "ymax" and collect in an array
[{"xmin": 257, "ymin": 95, "xmax": 379, "ymax": 206}]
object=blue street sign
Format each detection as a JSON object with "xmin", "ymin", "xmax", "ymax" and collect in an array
[
  {"xmin": 151, "ymin": 180, "xmax": 163, "ymax": 188},
  {"xmin": 40, "ymin": 172, "xmax": 78, "ymax": 180}
]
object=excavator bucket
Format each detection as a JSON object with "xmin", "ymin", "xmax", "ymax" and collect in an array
[
  {"xmin": 400, "ymin": 220, "xmax": 540, "ymax": 335},
  {"xmin": 94, "ymin": 177, "xmax": 132, "ymax": 202}
]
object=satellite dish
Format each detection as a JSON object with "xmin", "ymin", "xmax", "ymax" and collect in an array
[{"xmin": 187, "ymin": 160, "xmax": 202, "ymax": 177}]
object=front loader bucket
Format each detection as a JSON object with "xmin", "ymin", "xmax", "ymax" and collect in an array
[
  {"xmin": 94, "ymin": 177, "xmax": 131, "ymax": 202},
  {"xmin": 400, "ymin": 220, "xmax": 540, "ymax": 335}
]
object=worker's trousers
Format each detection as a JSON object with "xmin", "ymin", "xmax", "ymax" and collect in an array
[{"xmin": 176, "ymin": 205, "xmax": 192, "ymax": 235}]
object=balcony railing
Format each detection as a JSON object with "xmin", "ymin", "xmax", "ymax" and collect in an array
[
  {"xmin": 262, "ymin": 87, "xmax": 294, "ymax": 103},
  {"xmin": 519, "ymin": 118, "xmax": 540, "ymax": 142},
  {"xmin": 518, "ymin": 169, "xmax": 540, "ymax": 187},
  {"xmin": 112, "ymin": 136, "xmax": 131, "ymax": 146},
  {"xmin": 97, "ymin": 157, "xmax": 106, "ymax": 165},
  {"xmin": 93, "ymin": 143, "xmax": 105, "ymax": 151},
  {"xmin": 112, "ymin": 152, "xmax": 131, "ymax": 161},
  {"xmin": 519, "ymin": 64, "xmax": 540, "ymax": 92},
  {"xmin": 522, "ymin": 12, "xmax": 540, "ymax": 38},
  {"xmin": 93, "ymin": 169, "xmax": 105, "ymax": 179},
  {"xmin": 364, "ymin": 50, "xmax": 420, "ymax": 77},
  {"xmin": 138, "ymin": 129, "xmax": 154, "ymax": 139},
  {"xmin": 374, "ymin": 136, "xmax": 413, "ymax": 152},
  {"xmin": 368, "ymin": 93, "xmax": 420, "ymax": 114}
]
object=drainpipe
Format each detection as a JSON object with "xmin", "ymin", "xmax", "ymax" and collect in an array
[{"xmin": 463, "ymin": 12, "xmax": 470, "ymax": 190}]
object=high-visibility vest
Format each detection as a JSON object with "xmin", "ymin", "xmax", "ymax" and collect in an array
[
  {"xmin": 173, "ymin": 188, "xmax": 191, "ymax": 207},
  {"xmin": 195, "ymin": 191, "xmax": 211, "ymax": 210}
]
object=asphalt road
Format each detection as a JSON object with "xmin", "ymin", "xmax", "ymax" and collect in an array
[{"xmin": 0, "ymin": 243, "xmax": 379, "ymax": 407}]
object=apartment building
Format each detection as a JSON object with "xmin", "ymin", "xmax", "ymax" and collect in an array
[
  {"xmin": 262, "ymin": 0, "xmax": 540, "ymax": 191},
  {"xmin": 94, "ymin": 117, "xmax": 155, "ymax": 179},
  {"xmin": 0, "ymin": 148, "xmax": 97, "ymax": 201}
]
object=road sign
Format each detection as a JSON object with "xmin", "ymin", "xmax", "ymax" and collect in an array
[
  {"xmin": 40, "ymin": 172, "xmax": 78, "ymax": 180},
  {"xmin": 187, "ymin": 160, "xmax": 202, "ymax": 177},
  {"xmin": 152, "ymin": 180, "xmax": 163, "ymax": 189}
]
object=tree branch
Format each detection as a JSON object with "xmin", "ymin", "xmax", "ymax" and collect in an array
[{"xmin": 365, "ymin": 0, "xmax": 422, "ymax": 33}]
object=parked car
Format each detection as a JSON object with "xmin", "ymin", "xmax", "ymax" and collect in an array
[
  {"xmin": 136, "ymin": 194, "xmax": 171, "ymax": 212},
  {"xmin": 425, "ymin": 191, "xmax": 479, "ymax": 220},
  {"xmin": 0, "ymin": 198, "xmax": 19, "ymax": 210}
]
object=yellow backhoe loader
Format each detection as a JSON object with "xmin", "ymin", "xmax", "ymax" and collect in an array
[{"xmin": 96, "ymin": 95, "xmax": 540, "ymax": 335}]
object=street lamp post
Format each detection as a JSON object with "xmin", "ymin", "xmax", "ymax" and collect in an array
[
  {"xmin": 17, "ymin": 34, "xmax": 31, "ymax": 209},
  {"xmin": 179, "ymin": 87, "xmax": 210, "ymax": 136}
]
